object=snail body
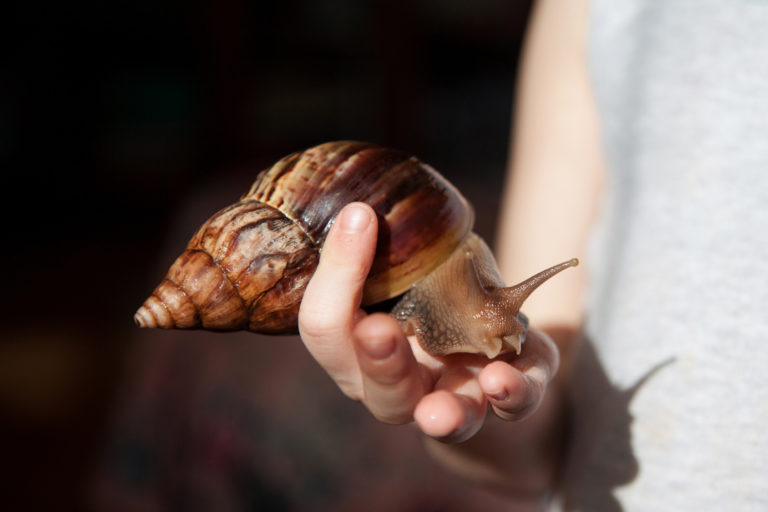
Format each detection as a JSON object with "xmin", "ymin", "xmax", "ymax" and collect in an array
[{"xmin": 135, "ymin": 141, "xmax": 577, "ymax": 358}]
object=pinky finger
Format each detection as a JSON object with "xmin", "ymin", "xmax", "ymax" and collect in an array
[{"xmin": 479, "ymin": 361, "xmax": 543, "ymax": 421}]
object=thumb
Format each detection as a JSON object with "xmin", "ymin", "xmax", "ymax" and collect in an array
[{"xmin": 299, "ymin": 203, "xmax": 378, "ymax": 380}]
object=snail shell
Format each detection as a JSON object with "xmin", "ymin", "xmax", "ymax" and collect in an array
[{"xmin": 135, "ymin": 141, "xmax": 577, "ymax": 358}]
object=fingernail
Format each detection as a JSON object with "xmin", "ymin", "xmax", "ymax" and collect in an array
[
  {"xmin": 361, "ymin": 337, "xmax": 395, "ymax": 360},
  {"xmin": 489, "ymin": 389, "xmax": 508, "ymax": 401},
  {"xmin": 339, "ymin": 204, "xmax": 371, "ymax": 233}
]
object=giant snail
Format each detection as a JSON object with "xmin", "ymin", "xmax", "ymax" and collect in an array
[{"xmin": 135, "ymin": 141, "xmax": 577, "ymax": 358}]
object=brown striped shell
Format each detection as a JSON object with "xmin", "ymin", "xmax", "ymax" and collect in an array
[
  {"xmin": 135, "ymin": 141, "xmax": 472, "ymax": 333},
  {"xmin": 134, "ymin": 141, "xmax": 577, "ymax": 357}
]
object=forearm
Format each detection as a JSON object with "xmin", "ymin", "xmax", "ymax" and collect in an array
[
  {"xmin": 496, "ymin": 0, "xmax": 603, "ymax": 329},
  {"xmin": 422, "ymin": 0, "xmax": 604, "ymax": 500}
]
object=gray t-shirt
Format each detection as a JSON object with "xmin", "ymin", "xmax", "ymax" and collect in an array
[{"xmin": 559, "ymin": 1, "xmax": 768, "ymax": 510}]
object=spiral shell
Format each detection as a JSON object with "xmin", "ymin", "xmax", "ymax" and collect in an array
[{"xmin": 135, "ymin": 141, "xmax": 473, "ymax": 334}]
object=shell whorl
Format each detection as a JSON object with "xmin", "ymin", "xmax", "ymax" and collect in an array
[
  {"xmin": 246, "ymin": 141, "xmax": 474, "ymax": 303},
  {"xmin": 135, "ymin": 141, "xmax": 473, "ymax": 334},
  {"xmin": 134, "ymin": 200, "xmax": 319, "ymax": 333}
]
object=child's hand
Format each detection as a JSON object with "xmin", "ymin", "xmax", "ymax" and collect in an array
[{"xmin": 299, "ymin": 203, "xmax": 559, "ymax": 442}]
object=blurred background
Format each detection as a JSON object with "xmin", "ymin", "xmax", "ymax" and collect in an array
[{"xmin": 4, "ymin": 0, "xmax": 533, "ymax": 510}]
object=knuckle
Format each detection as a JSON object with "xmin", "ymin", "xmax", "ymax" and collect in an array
[
  {"xmin": 337, "ymin": 381, "xmax": 364, "ymax": 402},
  {"xmin": 371, "ymin": 410, "xmax": 413, "ymax": 425},
  {"xmin": 298, "ymin": 310, "xmax": 341, "ymax": 340},
  {"xmin": 494, "ymin": 404, "xmax": 533, "ymax": 422},
  {"xmin": 367, "ymin": 359, "xmax": 412, "ymax": 386},
  {"xmin": 325, "ymin": 256, "xmax": 370, "ymax": 285}
]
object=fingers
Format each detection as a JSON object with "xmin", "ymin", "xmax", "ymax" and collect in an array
[
  {"xmin": 353, "ymin": 313, "xmax": 427, "ymax": 424},
  {"xmin": 414, "ymin": 363, "xmax": 488, "ymax": 443},
  {"xmin": 478, "ymin": 329, "xmax": 559, "ymax": 421},
  {"xmin": 411, "ymin": 329, "xmax": 559, "ymax": 440},
  {"xmin": 409, "ymin": 329, "xmax": 559, "ymax": 441},
  {"xmin": 299, "ymin": 202, "xmax": 378, "ymax": 397},
  {"xmin": 300, "ymin": 207, "xmax": 560, "ymax": 438}
]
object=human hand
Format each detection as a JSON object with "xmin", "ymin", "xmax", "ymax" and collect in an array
[{"xmin": 298, "ymin": 203, "xmax": 560, "ymax": 443}]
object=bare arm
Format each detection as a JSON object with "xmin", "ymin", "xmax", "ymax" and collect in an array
[
  {"xmin": 423, "ymin": 0, "xmax": 606, "ymax": 501},
  {"xmin": 498, "ymin": 0, "xmax": 605, "ymax": 330},
  {"xmin": 297, "ymin": 0, "xmax": 605, "ymax": 506}
]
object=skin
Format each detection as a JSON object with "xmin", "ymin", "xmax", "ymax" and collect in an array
[
  {"xmin": 299, "ymin": 0, "xmax": 605, "ymax": 506},
  {"xmin": 299, "ymin": 203, "xmax": 560, "ymax": 441}
]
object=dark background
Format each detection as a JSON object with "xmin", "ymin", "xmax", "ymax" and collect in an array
[{"xmin": 4, "ymin": 1, "xmax": 533, "ymax": 510}]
